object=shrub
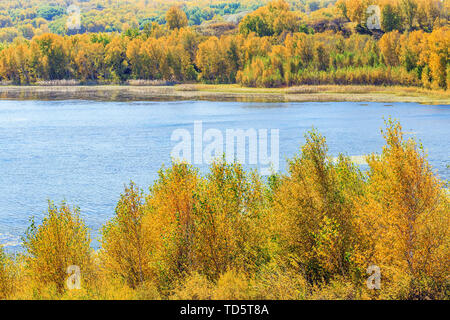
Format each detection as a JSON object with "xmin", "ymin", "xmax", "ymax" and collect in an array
[
  {"xmin": 22, "ymin": 201, "xmax": 93, "ymax": 294},
  {"xmin": 251, "ymin": 260, "xmax": 309, "ymax": 300},
  {"xmin": 271, "ymin": 129, "xmax": 364, "ymax": 283}
]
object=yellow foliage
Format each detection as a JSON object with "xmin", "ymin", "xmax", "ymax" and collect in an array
[
  {"xmin": 171, "ymin": 272, "xmax": 213, "ymax": 300},
  {"xmin": 1, "ymin": 120, "xmax": 449, "ymax": 300},
  {"xmin": 101, "ymin": 182, "xmax": 154, "ymax": 289},
  {"xmin": 272, "ymin": 129, "xmax": 363, "ymax": 282},
  {"xmin": 212, "ymin": 269, "xmax": 252, "ymax": 300},
  {"xmin": 22, "ymin": 201, "xmax": 93, "ymax": 295},
  {"xmin": 0, "ymin": 246, "xmax": 15, "ymax": 299},
  {"xmin": 194, "ymin": 160, "xmax": 268, "ymax": 280},
  {"xmin": 143, "ymin": 162, "xmax": 201, "ymax": 291},
  {"xmin": 166, "ymin": 6, "xmax": 188, "ymax": 30}
]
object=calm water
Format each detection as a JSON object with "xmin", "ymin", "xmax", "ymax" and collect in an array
[{"xmin": 0, "ymin": 100, "xmax": 448, "ymax": 250}]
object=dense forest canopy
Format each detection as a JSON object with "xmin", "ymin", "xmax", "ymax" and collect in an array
[
  {"xmin": 0, "ymin": 0, "xmax": 338, "ymax": 38},
  {"xmin": 0, "ymin": 0, "xmax": 448, "ymax": 89}
]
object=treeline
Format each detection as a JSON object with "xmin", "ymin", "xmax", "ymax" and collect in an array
[
  {"xmin": 0, "ymin": 119, "xmax": 448, "ymax": 300},
  {"xmin": 0, "ymin": 0, "xmax": 266, "ymax": 40},
  {"xmin": 1, "ymin": 0, "xmax": 447, "ymax": 40},
  {"xmin": 0, "ymin": 1, "xmax": 448, "ymax": 89}
]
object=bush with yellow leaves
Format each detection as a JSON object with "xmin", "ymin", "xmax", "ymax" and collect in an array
[
  {"xmin": 101, "ymin": 182, "xmax": 154, "ymax": 289},
  {"xmin": 271, "ymin": 129, "xmax": 365, "ymax": 283},
  {"xmin": 193, "ymin": 159, "xmax": 270, "ymax": 281}
]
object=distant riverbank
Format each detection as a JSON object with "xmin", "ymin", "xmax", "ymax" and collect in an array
[{"xmin": 0, "ymin": 84, "xmax": 448, "ymax": 105}]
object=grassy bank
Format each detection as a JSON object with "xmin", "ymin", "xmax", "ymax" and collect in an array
[{"xmin": 0, "ymin": 84, "xmax": 448, "ymax": 104}]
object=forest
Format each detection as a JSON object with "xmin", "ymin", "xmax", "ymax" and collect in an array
[
  {"xmin": 0, "ymin": 119, "xmax": 448, "ymax": 300},
  {"xmin": 0, "ymin": 0, "xmax": 448, "ymax": 89}
]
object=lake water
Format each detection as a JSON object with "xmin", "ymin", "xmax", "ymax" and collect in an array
[{"xmin": 0, "ymin": 100, "xmax": 448, "ymax": 251}]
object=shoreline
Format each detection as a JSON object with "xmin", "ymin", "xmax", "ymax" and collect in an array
[{"xmin": 0, "ymin": 84, "xmax": 449, "ymax": 105}]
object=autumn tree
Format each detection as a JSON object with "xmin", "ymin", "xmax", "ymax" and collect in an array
[
  {"xmin": 379, "ymin": 31, "xmax": 401, "ymax": 66},
  {"xmin": 23, "ymin": 201, "xmax": 93, "ymax": 293},
  {"xmin": 142, "ymin": 162, "xmax": 201, "ymax": 290},
  {"xmin": 31, "ymin": 33, "xmax": 70, "ymax": 80},
  {"xmin": 104, "ymin": 36, "xmax": 130, "ymax": 82},
  {"xmin": 126, "ymin": 38, "xmax": 144, "ymax": 79},
  {"xmin": 271, "ymin": 129, "xmax": 365, "ymax": 282},
  {"xmin": 355, "ymin": 119, "xmax": 449, "ymax": 299},
  {"xmin": 196, "ymin": 35, "xmax": 244, "ymax": 83},
  {"xmin": 239, "ymin": 0, "xmax": 300, "ymax": 37},
  {"xmin": 337, "ymin": 0, "xmax": 370, "ymax": 25},
  {"xmin": 72, "ymin": 37, "xmax": 106, "ymax": 81},
  {"xmin": 381, "ymin": 3, "xmax": 402, "ymax": 32},
  {"xmin": 0, "ymin": 246, "xmax": 14, "ymax": 299},
  {"xmin": 422, "ymin": 27, "xmax": 449, "ymax": 89},
  {"xmin": 193, "ymin": 159, "xmax": 268, "ymax": 280},
  {"xmin": 400, "ymin": 0, "xmax": 418, "ymax": 30},
  {"xmin": 416, "ymin": 0, "xmax": 442, "ymax": 31},
  {"xmin": 0, "ymin": 43, "xmax": 33, "ymax": 84}
]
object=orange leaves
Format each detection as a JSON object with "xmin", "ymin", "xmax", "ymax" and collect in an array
[
  {"xmin": 166, "ymin": 6, "xmax": 188, "ymax": 30},
  {"xmin": 238, "ymin": 0, "xmax": 301, "ymax": 37}
]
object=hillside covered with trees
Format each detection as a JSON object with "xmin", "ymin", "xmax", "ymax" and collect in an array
[
  {"xmin": 0, "ymin": 0, "xmax": 337, "ymax": 39},
  {"xmin": 0, "ymin": 0, "xmax": 448, "ymax": 89}
]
